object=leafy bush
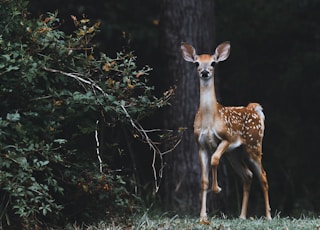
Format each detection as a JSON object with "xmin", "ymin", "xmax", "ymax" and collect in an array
[{"xmin": 0, "ymin": 0, "xmax": 172, "ymax": 228}]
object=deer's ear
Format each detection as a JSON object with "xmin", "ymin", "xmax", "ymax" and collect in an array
[
  {"xmin": 181, "ymin": 42, "xmax": 197, "ymax": 62},
  {"xmin": 214, "ymin": 41, "xmax": 231, "ymax": 62}
]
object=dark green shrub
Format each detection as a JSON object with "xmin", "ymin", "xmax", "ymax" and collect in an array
[{"xmin": 0, "ymin": 0, "xmax": 172, "ymax": 228}]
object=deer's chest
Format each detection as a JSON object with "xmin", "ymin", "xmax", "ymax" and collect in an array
[{"xmin": 197, "ymin": 127, "xmax": 220, "ymax": 150}]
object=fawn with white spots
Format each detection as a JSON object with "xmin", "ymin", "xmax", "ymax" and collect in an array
[{"xmin": 181, "ymin": 41, "xmax": 271, "ymax": 223}]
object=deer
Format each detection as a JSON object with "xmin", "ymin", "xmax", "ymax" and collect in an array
[{"xmin": 180, "ymin": 41, "xmax": 271, "ymax": 223}]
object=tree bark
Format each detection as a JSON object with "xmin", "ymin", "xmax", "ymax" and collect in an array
[{"xmin": 159, "ymin": 0, "xmax": 228, "ymax": 216}]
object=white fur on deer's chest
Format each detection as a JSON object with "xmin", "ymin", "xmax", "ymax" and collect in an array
[
  {"xmin": 197, "ymin": 126, "xmax": 242, "ymax": 152},
  {"xmin": 198, "ymin": 128, "xmax": 218, "ymax": 149}
]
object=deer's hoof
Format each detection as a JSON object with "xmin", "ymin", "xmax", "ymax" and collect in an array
[
  {"xmin": 212, "ymin": 186, "xmax": 222, "ymax": 193},
  {"xmin": 199, "ymin": 217, "xmax": 210, "ymax": 225},
  {"xmin": 266, "ymin": 215, "xmax": 272, "ymax": 221}
]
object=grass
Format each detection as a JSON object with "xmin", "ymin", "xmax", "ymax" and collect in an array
[{"xmin": 63, "ymin": 213, "xmax": 320, "ymax": 230}]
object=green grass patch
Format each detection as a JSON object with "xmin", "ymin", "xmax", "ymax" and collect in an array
[{"xmin": 59, "ymin": 214, "xmax": 320, "ymax": 230}]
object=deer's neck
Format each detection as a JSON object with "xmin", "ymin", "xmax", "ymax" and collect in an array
[{"xmin": 199, "ymin": 78, "xmax": 220, "ymax": 126}]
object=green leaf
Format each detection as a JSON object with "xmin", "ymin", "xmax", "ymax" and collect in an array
[
  {"xmin": 6, "ymin": 112, "xmax": 20, "ymax": 122},
  {"xmin": 6, "ymin": 65, "xmax": 19, "ymax": 72},
  {"xmin": 54, "ymin": 139, "xmax": 67, "ymax": 144}
]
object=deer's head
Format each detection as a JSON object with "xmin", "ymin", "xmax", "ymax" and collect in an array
[{"xmin": 181, "ymin": 42, "xmax": 231, "ymax": 80}]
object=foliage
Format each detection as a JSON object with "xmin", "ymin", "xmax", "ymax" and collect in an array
[{"xmin": 0, "ymin": 0, "xmax": 172, "ymax": 228}]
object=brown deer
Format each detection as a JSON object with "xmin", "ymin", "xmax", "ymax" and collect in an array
[{"xmin": 181, "ymin": 41, "xmax": 271, "ymax": 223}]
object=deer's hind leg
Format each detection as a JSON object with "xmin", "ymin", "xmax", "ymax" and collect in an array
[
  {"xmin": 228, "ymin": 152, "xmax": 253, "ymax": 219},
  {"xmin": 247, "ymin": 149, "xmax": 272, "ymax": 220}
]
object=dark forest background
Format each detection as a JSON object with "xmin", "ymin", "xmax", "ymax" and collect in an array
[
  {"xmin": 2, "ymin": 0, "xmax": 320, "ymax": 228},
  {"xmin": 24, "ymin": 0, "xmax": 320, "ymax": 217}
]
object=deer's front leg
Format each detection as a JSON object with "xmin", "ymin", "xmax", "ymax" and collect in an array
[
  {"xmin": 211, "ymin": 140, "xmax": 230, "ymax": 193},
  {"xmin": 199, "ymin": 148, "xmax": 210, "ymax": 224}
]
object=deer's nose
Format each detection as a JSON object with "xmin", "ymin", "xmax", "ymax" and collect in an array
[{"xmin": 201, "ymin": 70, "xmax": 210, "ymax": 78}]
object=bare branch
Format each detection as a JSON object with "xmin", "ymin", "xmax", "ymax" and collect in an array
[
  {"xmin": 44, "ymin": 66, "xmax": 180, "ymax": 192},
  {"xmin": 43, "ymin": 67, "xmax": 108, "ymax": 97},
  {"xmin": 120, "ymin": 105, "xmax": 180, "ymax": 192},
  {"xmin": 95, "ymin": 120, "xmax": 103, "ymax": 173}
]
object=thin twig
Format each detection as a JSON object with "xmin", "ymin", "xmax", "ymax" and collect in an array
[
  {"xmin": 43, "ymin": 67, "xmax": 108, "ymax": 96},
  {"xmin": 95, "ymin": 120, "xmax": 103, "ymax": 173},
  {"xmin": 120, "ymin": 105, "xmax": 180, "ymax": 192}
]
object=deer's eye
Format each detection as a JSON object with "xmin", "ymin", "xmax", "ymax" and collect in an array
[
  {"xmin": 195, "ymin": 62, "xmax": 200, "ymax": 67},
  {"xmin": 211, "ymin": 62, "xmax": 216, "ymax": 67}
]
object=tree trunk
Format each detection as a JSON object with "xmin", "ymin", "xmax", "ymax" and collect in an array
[{"xmin": 159, "ymin": 0, "xmax": 229, "ymax": 216}]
